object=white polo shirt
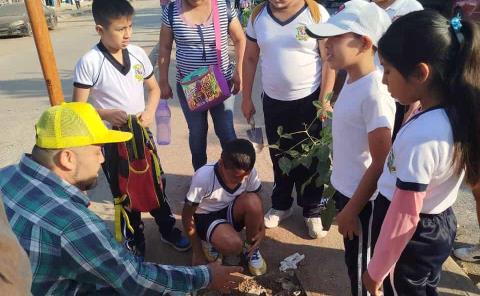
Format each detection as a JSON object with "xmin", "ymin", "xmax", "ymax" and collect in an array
[
  {"xmin": 245, "ymin": 3, "xmax": 330, "ymax": 101},
  {"xmin": 73, "ymin": 43, "xmax": 154, "ymax": 115},
  {"xmin": 331, "ymin": 70, "xmax": 395, "ymax": 198},
  {"xmin": 186, "ymin": 163, "xmax": 262, "ymax": 214},
  {"xmin": 377, "ymin": 107, "xmax": 464, "ymax": 214}
]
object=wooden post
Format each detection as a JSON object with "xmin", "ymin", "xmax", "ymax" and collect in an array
[{"xmin": 24, "ymin": 0, "xmax": 64, "ymax": 106}]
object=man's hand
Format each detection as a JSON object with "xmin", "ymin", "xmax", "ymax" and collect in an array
[
  {"xmin": 336, "ymin": 208, "xmax": 360, "ymax": 240},
  {"xmin": 246, "ymin": 225, "xmax": 265, "ymax": 257},
  {"xmin": 159, "ymin": 80, "xmax": 173, "ymax": 100},
  {"xmin": 207, "ymin": 262, "xmax": 243, "ymax": 294},
  {"xmin": 192, "ymin": 249, "xmax": 209, "ymax": 266},
  {"xmin": 241, "ymin": 97, "xmax": 256, "ymax": 123},
  {"xmin": 362, "ymin": 271, "xmax": 382, "ymax": 296},
  {"xmin": 231, "ymin": 70, "xmax": 242, "ymax": 95},
  {"xmin": 137, "ymin": 110, "xmax": 154, "ymax": 128},
  {"xmin": 318, "ymin": 100, "xmax": 333, "ymax": 121},
  {"xmin": 103, "ymin": 109, "xmax": 128, "ymax": 127}
]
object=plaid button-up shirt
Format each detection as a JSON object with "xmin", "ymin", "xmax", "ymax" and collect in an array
[{"xmin": 0, "ymin": 155, "xmax": 211, "ymax": 295}]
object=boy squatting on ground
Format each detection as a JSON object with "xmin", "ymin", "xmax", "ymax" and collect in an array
[
  {"xmin": 72, "ymin": 0, "xmax": 190, "ymax": 257},
  {"xmin": 182, "ymin": 139, "xmax": 268, "ymax": 276}
]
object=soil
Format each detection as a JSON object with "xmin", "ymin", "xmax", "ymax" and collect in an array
[{"xmin": 197, "ymin": 270, "xmax": 306, "ymax": 296}]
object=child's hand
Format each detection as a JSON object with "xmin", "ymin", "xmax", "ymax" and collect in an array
[
  {"xmin": 137, "ymin": 110, "xmax": 154, "ymax": 128},
  {"xmin": 246, "ymin": 225, "xmax": 265, "ymax": 257},
  {"xmin": 159, "ymin": 81, "xmax": 173, "ymax": 99},
  {"xmin": 231, "ymin": 70, "xmax": 242, "ymax": 95},
  {"xmin": 336, "ymin": 208, "xmax": 360, "ymax": 240},
  {"xmin": 362, "ymin": 271, "xmax": 382, "ymax": 296},
  {"xmin": 103, "ymin": 109, "xmax": 128, "ymax": 127}
]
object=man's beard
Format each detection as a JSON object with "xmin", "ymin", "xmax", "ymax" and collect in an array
[{"xmin": 75, "ymin": 176, "xmax": 99, "ymax": 191}]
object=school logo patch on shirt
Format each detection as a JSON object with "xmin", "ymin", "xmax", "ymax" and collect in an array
[
  {"xmin": 133, "ymin": 64, "xmax": 145, "ymax": 82},
  {"xmin": 387, "ymin": 150, "xmax": 396, "ymax": 173},
  {"xmin": 296, "ymin": 25, "xmax": 309, "ymax": 41}
]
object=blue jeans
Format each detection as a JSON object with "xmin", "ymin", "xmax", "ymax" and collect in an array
[{"xmin": 177, "ymin": 83, "xmax": 237, "ymax": 171}]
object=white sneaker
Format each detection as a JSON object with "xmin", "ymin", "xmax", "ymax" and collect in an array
[
  {"xmin": 201, "ymin": 241, "xmax": 222, "ymax": 263},
  {"xmin": 264, "ymin": 208, "xmax": 293, "ymax": 228},
  {"xmin": 247, "ymin": 248, "xmax": 267, "ymax": 276},
  {"xmin": 305, "ymin": 217, "xmax": 328, "ymax": 239},
  {"xmin": 453, "ymin": 244, "xmax": 480, "ymax": 262}
]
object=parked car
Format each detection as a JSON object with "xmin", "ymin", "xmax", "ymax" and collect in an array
[
  {"xmin": 0, "ymin": 3, "xmax": 57, "ymax": 37},
  {"xmin": 452, "ymin": 0, "xmax": 480, "ymax": 20}
]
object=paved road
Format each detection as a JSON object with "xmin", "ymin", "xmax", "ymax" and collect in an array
[{"xmin": 0, "ymin": 0, "xmax": 478, "ymax": 294}]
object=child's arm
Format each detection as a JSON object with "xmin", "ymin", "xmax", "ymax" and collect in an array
[
  {"xmin": 228, "ymin": 18, "xmax": 246, "ymax": 95},
  {"xmin": 138, "ymin": 76, "xmax": 160, "ymax": 128},
  {"xmin": 363, "ymin": 188, "xmax": 424, "ymax": 294},
  {"xmin": 158, "ymin": 25, "xmax": 174, "ymax": 99},
  {"xmin": 336, "ymin": 127, "xmax": 392, "ymax": 239},
  {"xmin": 318, "ymin": 39, "xmax": 336, "ymax": 119},
  {"xmin": 72, "ymin": 86, "xmax": 127, "ymax": 127},
  {"xmin": 182, "ymin": 203, "xmax": 208, "ymax": 266}
]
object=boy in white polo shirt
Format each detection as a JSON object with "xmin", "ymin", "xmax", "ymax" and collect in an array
[
  {"xmin": 182, "ymin": 139, "xmax": 267, "ymax": 276},
  {"xmin": 373, "ymin": 0, "xmax": 423, "ymax": 21},
  {"xmin": 242, "ymin": 0, "xmax": 336, "ymax": 239},
  {"xmin": 306, "ymin": 1, "xmax": 394, "ymax": 295},
  {"xmin": 72, "ymin": 0, "xmax": 190, "ymax": 257}
]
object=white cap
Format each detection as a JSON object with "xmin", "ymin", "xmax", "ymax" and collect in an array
[{"xmin": 306, "ymin": 0, "xmax": 391, "ymax": 47}]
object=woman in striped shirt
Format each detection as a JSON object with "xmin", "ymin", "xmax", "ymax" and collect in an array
[{"xmin": 158, "ymin": 0, "xmax": 246, "ymax": 171}]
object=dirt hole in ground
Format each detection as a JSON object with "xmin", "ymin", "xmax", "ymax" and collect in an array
[{"xmin": 197, "ymin": 270, "xmax": 306, "ymax": 296}]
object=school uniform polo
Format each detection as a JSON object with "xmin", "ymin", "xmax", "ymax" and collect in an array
[
  {"xmin": 245, "ymin": 3, "xmax": 330, "ymax": 101},
  {"xmin": 73, "ymin": 42, "xmax": 154, "ymax": 115}
]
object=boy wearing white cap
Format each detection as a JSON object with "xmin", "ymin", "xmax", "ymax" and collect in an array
[{"xmin": 306, "ymin": 1, "xmax": 395, "ymax": 295}]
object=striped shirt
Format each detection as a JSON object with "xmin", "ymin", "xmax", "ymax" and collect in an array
[
  {"xmin": 162, "ymin": 0, "xmax": 236, "ymax": 82},
  {"xmin": 0, "ymin": 155, "xmax": 211, "ymax": 296}
]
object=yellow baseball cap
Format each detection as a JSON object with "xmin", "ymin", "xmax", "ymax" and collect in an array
[{"xmin": 35, "ymin": 102, "xmax": 132, "ymax": 149}]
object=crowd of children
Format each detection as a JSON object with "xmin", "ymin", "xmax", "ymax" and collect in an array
[{"xmin": 0, "ymin": 0, "xmax": 478, "ymax": 294}]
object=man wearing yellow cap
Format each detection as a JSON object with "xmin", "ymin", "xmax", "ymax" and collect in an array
[{"xmin": 0, "ymin": 102, "xmax": 241, "ymax": 295}]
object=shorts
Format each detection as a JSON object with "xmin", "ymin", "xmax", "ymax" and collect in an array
[{"xmin": 194, "ymin": 200, "xmax": 244, "ymax": 243}]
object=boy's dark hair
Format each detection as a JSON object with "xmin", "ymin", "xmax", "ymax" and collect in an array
[
  {"xmin": 221, "ymin": 139, "xmax": 256, "ymax": 172},
  {"xmin": 379, "ymin": 10, "xmax": 480, "ymax": 185},
  {"xmin": 92, "ymin": 0, "xmax": 134, "ymax": 28}
]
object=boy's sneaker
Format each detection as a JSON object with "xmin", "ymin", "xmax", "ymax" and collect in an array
[
  {"xmin": 246, "ymin": 248, "xmax": 267, "ymax": 276},
  {"xmin": 201, "ymin": 240, "xmax": 222, "ymax": 263},
  {"xmin": 305, "ymin": 217, "xmax": 328, "ymax": 239},
  {"xmin": 453, "ymin": 244, "xmax": 480, "ymax": 262},
  {"xmin": 160, "ymin": 228, "xmax": 191, "ymax": 252},
  {"xmin": 264, "ymin": 207, "xmax": 293, "ymax": 228}
]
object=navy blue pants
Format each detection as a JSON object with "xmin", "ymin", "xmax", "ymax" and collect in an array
[{"xmin": 373, "ymin": 194, "xmax": 457, "ymax": 296}]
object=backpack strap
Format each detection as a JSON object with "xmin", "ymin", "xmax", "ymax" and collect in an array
[{"xmin": 252, "ymin": 0, "xmax": 321, "ymax": 24}]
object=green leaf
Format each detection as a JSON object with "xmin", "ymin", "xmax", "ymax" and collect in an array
[
  {"xmin": 269, "ymin": 144, "xmax": 279, "ymax": 150},
  {"xmin": 301, "ymin": 143, "xmax": 311, "ymax": 153},
  {"xmin": 300, "ymin": 156, "xmax": 312, "ymax": 169},
  {"xmin": 277, "ymin": 126, "xmax": 284, "ymax": 136},
  {"xmin": 286, "ymin": 150, "xmax": 300, "ymax": 157},
  {"xmin": 282, "ymin": 133, "xmax": 293, "ymax": 139},
  {"xmin": 312, "ymin": 100, "xmax": 322, "ymax": 109},
  {"xmin": 278, "ymin": 157, "xmax": 292, "ymax": 175}
]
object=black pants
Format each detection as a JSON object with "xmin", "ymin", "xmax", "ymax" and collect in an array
[
  {"xmin": 334, "ymin": 191, "xmax": 388, "ymax": 296},
  {"xmin": 372, "ymin": 195, "xmax": 457, "ymax": 296},
  {"xmin": 102, "ymin": 130, "xmax": 176, "ymax": 254},
  {"xmin": 263, "ymin": 89, "xmax": 324, "ymax": 218}
]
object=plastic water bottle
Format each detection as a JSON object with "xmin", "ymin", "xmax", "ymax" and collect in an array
[{"xmin": 155, "ymin": 99, "xmax": 171, "ymax": 145}]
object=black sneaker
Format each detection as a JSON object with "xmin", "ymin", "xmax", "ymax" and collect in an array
[{"xmin": 160, "ymin": 228, "xmax": 191, "ymax": 252}]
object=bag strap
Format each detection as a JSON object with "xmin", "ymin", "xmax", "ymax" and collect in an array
[{"xmin": 211, "ymin": 0, "xmax": 223, "ymax": 67}]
